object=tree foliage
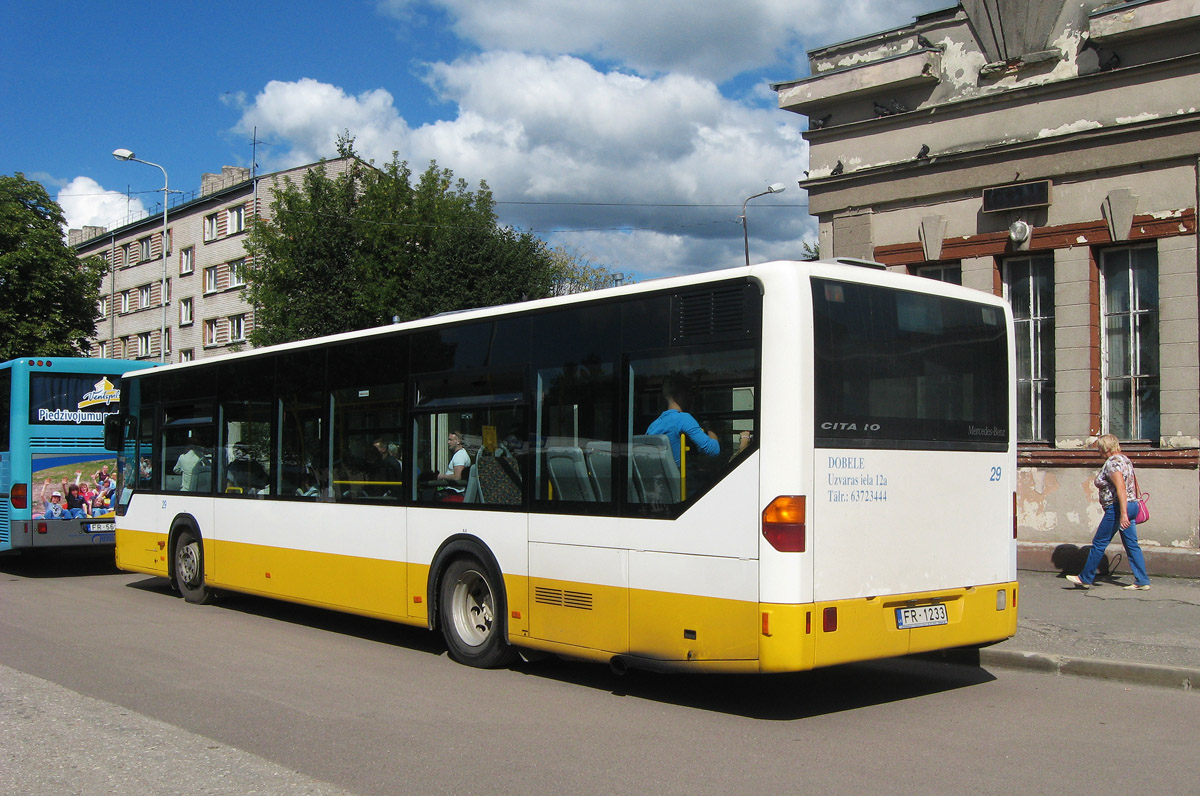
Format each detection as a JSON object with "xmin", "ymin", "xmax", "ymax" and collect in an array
[
  {"xmin": 547, "ymin": 245, "xmax": 633, "ymax": 295},
  {"xmin": 245, "ymin": 138, "xmax": 559, "ymax": 346},
  {"xmin": 0, "ymin": 173, "xmax": 103, "ymax": 360}
]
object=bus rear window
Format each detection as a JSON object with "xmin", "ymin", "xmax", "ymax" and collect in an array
[
  {"xmin": 813, "ymin": 278, "xmax": 1009, "ymax": 451},
  {"xmin": 29, "ymin": 373, "xmax": 126, "ymax": 426}
]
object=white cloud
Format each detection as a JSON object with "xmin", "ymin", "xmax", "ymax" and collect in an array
[
  {"xmin": 57, "ymin": 177, "xmax": 148, "ymax": 232},
  {"xmin": 232, "ymin": 78, "xmax": 413, "ymax": 169},
  {"xmin": 382, "ymin": 0, "xmax": 948, "ymax": 82},
  {"xmin": 235, "ymin": 54, "xmax": 810, "ymax": 276}
]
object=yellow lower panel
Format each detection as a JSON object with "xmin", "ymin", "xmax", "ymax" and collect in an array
[
  {"xmin": 758, "ymin": 582, "xmax": 1019, "ymax": 673},
  {"xmin": 208, "ymin": 538, "xmax": 410, "ymax": 623},
  {"xmin": 115, "ymin": 527, "xmax": 169, "ymax": 578},
  {"xmin": 629, "ymin": 588, "xmax": 758, "ymax": 661}
]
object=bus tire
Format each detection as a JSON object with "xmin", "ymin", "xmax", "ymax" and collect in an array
[
  {"xmin": 173, "ymin": 527, "xmax": 214, "ymax": 605},
  {"xmin": 438, "ymin": 556, "xmax": 516, "ymax": 668}
]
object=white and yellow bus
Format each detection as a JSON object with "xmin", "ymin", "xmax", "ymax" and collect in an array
[{"xmin": 108, "ymin": 260, "xmax": 1017, "ymax": 673}]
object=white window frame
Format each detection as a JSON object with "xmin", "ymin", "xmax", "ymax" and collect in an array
[
  {"xmin": 120, "ymin": 291, "xmax": 130, "ymax": 314},
  {"xmin": 229, "ymin": 314, "xmax": 246, "ymax": 342},
  {"xmin": 98, "ymin": 296, "xmax": 109, "ymax": 318},
  {"xmin": 180, "ymin": 246, "xmax": 194, "ymax": 275},
  {"xmin": 204, "ymin": 213, "xmax": 219, "ymax": 242},
  {"xmin": 227, "ymin": 204, "xmax": 245, "ymax": 234},
  {"xmin": 204, "ymin": 319, "xmax": 221, "ymax": 346},
  {"xmin": 139, "ymin": 284, "xmax": 152, "ymax": 309},
  {"xmin": 1003, "ymin": 254, "xmax": 1055, "ymax": 443},
  {"xmin": 180, "ymin": 297, "xmax": 193, "ymax": 326},
  {"xmin": 180, "ymin": 348, "xmax": 195, "ymax": 363},
  {"xmin": 228, "ymin": 258, "xmax": 246, "ymax": 288},
  {"xmin": 96, "ymin": 341, "xmax": 108, "ymax": 358},
  {"xmin": 137, "ymin": 332, "xmax": 153, "ymax": 358},
  {"xmin": 205, "ymin": 265, "xmax": 220, "ymax": 293},
  {"xmin": 1100, "ymin": 244, "xmax": 1159, "ymax": 442},
  {"xmin": 138, "ymin": 237, "xmax": 152, "ymax": 262}
]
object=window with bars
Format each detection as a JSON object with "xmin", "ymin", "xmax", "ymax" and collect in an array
[
  {"xmin": 1101, "ymin": 244, "xmax": 1159, "ymax": 443},
  {"xmin": 1004, "ymin": 254, "xmax": 1055, "ymax": 442}
]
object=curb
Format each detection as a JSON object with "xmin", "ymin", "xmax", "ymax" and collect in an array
[{"xmin": 929, "ymin": 647, "xmax": 1198, "ymax": 692}]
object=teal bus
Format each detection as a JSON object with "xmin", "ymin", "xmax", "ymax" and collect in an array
[{"xmin": 1, "ymin": 357, "xmax": 156, "ymax": 553}]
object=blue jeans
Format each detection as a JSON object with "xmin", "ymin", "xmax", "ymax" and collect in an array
[{"xmin": 1078, "ymin": 502, "xmax": 1150, "ymax": 586}]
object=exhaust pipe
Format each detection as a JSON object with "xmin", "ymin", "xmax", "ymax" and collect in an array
[{"xmin": 609, "ymin": 656, "xmax": 629, "ymax": 676}]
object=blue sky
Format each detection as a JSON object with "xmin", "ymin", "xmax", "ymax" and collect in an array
[{"xmin": 2, "ymin": 0, "xmax": 947, "ymax": 280}]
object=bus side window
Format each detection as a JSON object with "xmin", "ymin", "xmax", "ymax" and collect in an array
[{"xmin": 628, "ymin": 348, "xmax": 758, "ymax": 511}]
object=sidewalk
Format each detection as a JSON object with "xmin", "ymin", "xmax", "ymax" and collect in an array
[{"xmin": 942, "ymin": 569, "xmax": 1200, "ymax": 692}]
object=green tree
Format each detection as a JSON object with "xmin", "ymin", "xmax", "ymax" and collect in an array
[
  {"xmin": 0, "ymin": 173, "xmax": 104, "ymax": 359},
  {"xmin": 246, "ymin": 138, "xmax": 558, "ymax": 346},
  {"xmin": 547, "ymin": 245, "xmax": 632, "ymax": 295}
]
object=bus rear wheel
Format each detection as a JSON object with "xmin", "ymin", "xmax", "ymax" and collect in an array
[
  {"xmin": 439, "ymin": 556, "xmax": 516, "ymax": 668},
  {"xmin": 174, "ymin": 528, "xmax": 214, "ymax": 605}
]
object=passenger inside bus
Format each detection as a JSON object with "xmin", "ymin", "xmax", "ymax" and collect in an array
[{"xmin": 646, "ymin": 376, "xmax": 721, "ymax": 465}]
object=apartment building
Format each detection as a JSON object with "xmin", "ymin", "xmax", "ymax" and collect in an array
[
  {"xmin": 774, "ymin": 0, "xmax": 1200, "ymax": 572},
  {"xmin": 70, "ymin": 158, "xmax": 354, "ymax": 363}
]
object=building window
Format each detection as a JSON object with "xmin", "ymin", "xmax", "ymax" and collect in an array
[
  {"xmin": 137, "ymin": 332, "xmax": 153, "ymax": 358},
  {"xmin": 227, "ymin": 205, "xmax": 245, "ymax": 234},
  {"xmin": 1004, "ymin": 254, "xmax": 1055, "ymax": 442},
  {"xmin": 180, "ymin": 348, "xmax": 195, "ymax": 363},
  {"xmin": 229, "ymin": 314, "xmax": 246, "ymax": 342},
  {"xmin": 164, "ymin": 228, "xmax": 171, "ymax": 256},
  {"xmin": 228, "ymin": 258, "xmax": 246, "ymax": 288},
  {"xmin": 205, "ymin": 266, "xmax": 220, "ymax": 293},
  {"xmin": 180, "ymin": 246, "xmax": 194, "ymax": 275},
  {"xmin": 98, "ymin": 296, "xmax": 109, "ymax": 318},
  {"xmin": 120, "ymin": 291, "xmax": 130, "ymax": 314},
  {"xmin": 162, "ymin": 328, "xmax": 171, "ymax": 355},
  {"xmin": 96, "ymin": 341, "xmax": 108, "ymax": 358},
  {"xmin": 180, "ymin": 297, "xmax": 193, "ymax": 326},
  {"xmin": 121, "ymin": 243, "xmax": 132, "ymax": 266},
  {"xmin": 204, "ymin": 213, "xmax": 219, "ymax": 242},
  {"xmin": 916, "ymin": 262, "xmax": 962, "ymax": 285},
  {"xmin": 1101, "ymin": 244, "xmax": 1159, "ymax": 442},
  {"xmin": 139, "ymin": 284, "xmax": 152, "ymax": 309},
  {"xmin": 205, "ymin": 319, "xmax": 221, "ymax": 346},
  {"xmin": 138, "ymin": 237, "xmax": 152, "ymax": 262}
]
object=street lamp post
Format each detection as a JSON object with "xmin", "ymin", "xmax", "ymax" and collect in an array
[
  {"xmin": 740, "ymin": 183, "xmax": 786, "ymax": 266},
  {"xmin": 113, "ymin": 148, "xmax": 169, "ymax": 363}
]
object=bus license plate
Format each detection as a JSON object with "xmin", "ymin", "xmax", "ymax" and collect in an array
[
  {"xmin": 86, "ymin": 522, "xmax": 115, "ymax": 533},
  {"xmin": 896, "ymin": 604, "xmax": 948, "ymax": 629}
]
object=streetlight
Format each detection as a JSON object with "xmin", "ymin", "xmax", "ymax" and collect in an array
[
  {"xmin": 113, "ymin": 148, "xmax": 169, "ymax": 363},
  {"xmin": 741, "ymin": 183, "xmax": 786, "ymax": 266}
]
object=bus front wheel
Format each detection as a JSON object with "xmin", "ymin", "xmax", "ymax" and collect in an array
[
  {"xmin": 173, "ymin": 528, "xmax": 214, "ymax": 605},
  {"xmin": 438, "ymin": 556, "xmax": 516, "ymax": 668}
]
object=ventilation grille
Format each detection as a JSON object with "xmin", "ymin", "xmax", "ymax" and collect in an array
[
  {"xmin": 534, "ymin": 587, "xmax": 594, "ymax": 610},
  {"xmin": 673, "ymin": 284, "xmax": 754, "ymax": 343}
]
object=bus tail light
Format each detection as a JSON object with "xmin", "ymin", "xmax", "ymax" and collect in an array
[
  {"xmin": 823, "ymin": 607, "xmax": 838, "ymax": 632},
  {"xmin": 37, "ymin": 522, "xmax": 48, "ymax": 535},
  {"xmin": 11, "ymin": 483, "xmax": 27, "ymax": 509},
  {"xmin": 762, "ymin": 496, "xmax": 805, "ymax": 552}
]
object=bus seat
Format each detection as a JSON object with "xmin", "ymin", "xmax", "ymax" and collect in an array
[
  {"xmin": 192, "ymin": 465, "xmax": 212, "ymax": 493},
  {"xmin": 584, "ymin": 441, "xmax": 612, "ymax": 502},
  {"xmin": 477, "ymin": 452, "xmax": 522, "ymax": 505},
  {"xmin": 630, "ymin": 434, "xmax": 680, "ymax": 505},
  {"xmin": 463, "ymin": 464, "xmax": 481, "ymax": 503},
  {"xmin": 545, "ymin": 446, "xmax": 596, "ymax": 502}
]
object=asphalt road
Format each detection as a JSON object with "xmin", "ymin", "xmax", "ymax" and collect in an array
[{"xmin": 3, "ymin": 551, "xmax": 1198, "ymax": 796}]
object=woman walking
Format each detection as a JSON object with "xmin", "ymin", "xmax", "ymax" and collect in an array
[{"xmin": 1066, "ymin": 434, "xmax": 1151, "ymax": 590}]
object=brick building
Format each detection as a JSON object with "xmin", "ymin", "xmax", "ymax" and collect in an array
[
  {"xmin": 71, "ymin": 158, "xmax": 354, "ymax": 363},
  {"xmin": 774, "ymin": 0, "xmax": 1200, "ymax": 573}
]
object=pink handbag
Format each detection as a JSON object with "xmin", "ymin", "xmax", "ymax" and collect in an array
[{"xmin": 1132, "ymin": 472, "xmax": 1149, "ymax": 524}]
